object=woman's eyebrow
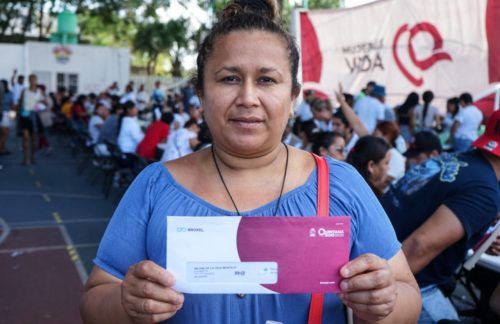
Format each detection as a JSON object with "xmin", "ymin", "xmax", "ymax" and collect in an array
[{"xmin": 215, "ymin": 66, "xmax": 240, "ymax": 75}]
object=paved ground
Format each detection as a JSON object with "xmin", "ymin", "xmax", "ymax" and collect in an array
[{"xmin": 0, "ymin": 132, "xmax": 117, "ymax": 323}]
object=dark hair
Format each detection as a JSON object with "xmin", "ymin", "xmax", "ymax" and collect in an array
[
  {"xmin": 422, "ymin": 90, "xmax": 434, "ymax": 124},
  {"xmin": 195, "ymin": 0, "xmax": 300, "ymax": 97},
  {"xmin": 346, "ymin": 136, "xmax": 391, "ymax": 196},
  {"xmin": 1, "ymin": 79, "xmax": 9, "ymax": 93},
  {"xmin": 117, "ymin": 100, "xmax": 136, "ymax": 135},
  {"xmin": 459, "ymin": 92, "xmax": 473, "ymax": 105},
  {"xmin": 333, "ymin": 109, "xmax": 349, "ymax": 128},
  {"xmin": 375, "ymin": 121, "xmax": 400, "ymax": 147},
  {"xmin": 312, "ymin": 131, "xmax": 345, "ymax": 155},
  {"xmin": 161, "ymin": 112, "xmax": 174, "ymax": 124},
  {"xmin": 397, "ymin": 92, "xmax": 419, "ymax": 122},
  {"xmin": 447, "ymin": 97, "xmax": 460, "ymax": 118},
  {"xmin": 184, "ymin": 119, "xmax": 199, "ymax": 129}
]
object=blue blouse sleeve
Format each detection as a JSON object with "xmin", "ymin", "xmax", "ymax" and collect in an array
[
  {"xmin": 327, "ymin": 158, "xmax": 401, "ymax": 261},
  {"xmin": 94, "ymin": 163, "xmax": 161, "ymax": 279}
]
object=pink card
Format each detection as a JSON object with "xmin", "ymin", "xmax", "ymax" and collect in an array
[{"xmin": 167, "ymin": 216, "xmax": 350, "ymax": 294}]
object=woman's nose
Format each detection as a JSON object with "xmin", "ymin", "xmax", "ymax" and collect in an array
[{"xmin": 235, "ymin": 81, "xmax": 260, "ymax": 108}]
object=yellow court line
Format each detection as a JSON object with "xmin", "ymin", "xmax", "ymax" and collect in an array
[
  {"xmin": 42, "ymin": 194, "xmax": 51, "ymax": 203},
  {"xmin": 35, "ymin": 181, "xmax": 42, "ymax": 188},
  {"xmin": 52, "ymin": 212, "xmax": 62, "ymax": 224}
]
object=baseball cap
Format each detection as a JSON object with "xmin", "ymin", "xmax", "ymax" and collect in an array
[
  {"xmin": 372, "ymin": 85, "xmax": 386, "ymax": 97},
  {"xmin": 404, "ymin": 131, "xmax": 442, "ymax": 158},
  {"xmin": 473, "ymin": 109, "xmax": 500, "ymax": 157}
]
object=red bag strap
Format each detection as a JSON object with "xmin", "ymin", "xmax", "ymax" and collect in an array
[{"xmin": 308, "ymin": 154, "xmax": 330, "ymax": 324}]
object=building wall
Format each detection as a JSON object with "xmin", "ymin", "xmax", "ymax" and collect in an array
[
  {"xmin": 0, "ymin": 41, "xmax": 130, "ymax": 94},
  {"xmin": 0, "ymin": 43, "xmax": 25, "ymax": 83}
]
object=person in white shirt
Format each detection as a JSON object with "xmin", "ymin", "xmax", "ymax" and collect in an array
[
  {"xmin": 161, "ymin": 119, "xmax": 200, "ymax": 162},
  {"xmin": 354, "ymin": 84, "xmax": 385, "ymax": 133},
  {"xmin": 18, "ymin": 74, "xmax": 41, "ymax": 165},
  {"xmin": 414, "ymin": 91, "xmax": 439, "ymax": 132},
  {"xmin": 119, "ymin": 84, "xmax": 136, "ymax": 105},
  {"xmin": 450, "ymin": 93, "xmax": 483, "ymax": 153},
  {"xmin": 117, "ymin": 101, "xmax": 144, "ymax": 154},
  {"xmin": 108, "ymin": 82, "xmax": 120, "ymax": 97},
  {"xmin": 295, "ymin": 90, "xmax": 315, "ymax": 122},
  {"xmin": 88, "ymin": 104, "xmax": 110, "ymax": 145},
  {"xmin": 10, "ymin": 70, "xmax": 25, "ymax": 107},
  {"xmin": 136, "ymin": 84, "xmax": 149, "ymax": 111}
]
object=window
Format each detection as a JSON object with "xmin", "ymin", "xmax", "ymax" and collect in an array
[{"xmin": 56, "ymin": 73, "xmax": 79, "ymax": 94}]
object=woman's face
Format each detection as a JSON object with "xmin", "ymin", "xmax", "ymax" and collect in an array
[
  {"xmin": 201, "ymin": 30, "xmax": 297, "ymax": 156},
  {"xmin": 325, "ymin": 136, "xmax": 346, "ymax": 161},
  {"xmin": 369, "ymin": 150, "xmax": 391, "ymax": 191}
]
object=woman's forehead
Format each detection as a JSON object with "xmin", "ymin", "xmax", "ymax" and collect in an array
[{"xmin": 207, "ymin": 30, "xmax": 290, "ymax": 71}]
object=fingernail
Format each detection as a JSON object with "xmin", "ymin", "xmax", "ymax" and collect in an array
[
  {"xmin": 177, "ymin": 293, "xmax": 184, "ymax": 304},
  {"xmin": 340, "ymin": 281, "xmax": 349, "ymax": 291},
  {"xmin": 342, "ymin": 268, "xmax": 350, "ymax": 277}
]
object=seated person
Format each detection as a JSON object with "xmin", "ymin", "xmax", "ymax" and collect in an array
[
  {"xmin": 137, "ymin": 112, "xmax": 173, "ymax": 161},
  {"xmin": 312, "ymin": 131, "xmax": 346, "ymax": 161},
  {"xmin": 88, "ymin": 104, "xmax": 109, "ymax": 146},
  {"xmin": 346, "ymin": 135, "xmax": 392, "ymax": 197},
  {"xmin": 300, "ymin": 98, "xmax": 334, "ymax": 147},
  {"xmin": 380, "ymin": 110, "xmax": 500, "ymax": 323},
  {"xmin": 161, "ymin": 119, "xmax": 200, "ymax": 162}
]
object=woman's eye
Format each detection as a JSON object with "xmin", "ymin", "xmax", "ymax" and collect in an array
[
  {"xmin": 221, "ymin": 76, "xmax": 240, "ymax": 83},
  {"xmin": 258, "ymin": 76, "xmax": 276, "ymax": 84}
]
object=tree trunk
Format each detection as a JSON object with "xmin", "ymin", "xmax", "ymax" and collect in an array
[
  {"xmin": 172, "ymin": 52, "xmax": 182, "ymax": 78},
  {"xmin": 38, "ymin": 1, "xmax": 44, "ymax": 40},
  {"xmin": 22, "ymin": 0, "xmax": 36, "ymax": 41},
  {"xmin": 0, "ymin": 3, "xmax": 16, "ymax": 37}
]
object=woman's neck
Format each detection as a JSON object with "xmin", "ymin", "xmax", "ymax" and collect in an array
[{"xmin": 212, "ymin": 143, "xmax": 285, "ymax": 172}]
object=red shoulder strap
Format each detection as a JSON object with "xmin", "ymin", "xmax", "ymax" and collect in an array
[{"xmin": 308, "ymin": 154, "xmax": 329, "ymax": 324}]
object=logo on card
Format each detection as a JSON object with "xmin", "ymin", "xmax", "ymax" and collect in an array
[
  {"xmin": 176, "ymin": 227, "xmax": 204, "ymax": 232},
  {"xmin": 486, "ymin": 141, "xmax": 498, "ymax": 151},
  {"xmin": 309, "ymin": 228, "xmax": 344, "ymax": 238}
]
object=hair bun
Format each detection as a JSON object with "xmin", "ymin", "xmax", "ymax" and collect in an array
[{"xmin": 220, "ymin": 0, "xmax": 281, "ymax": 24}]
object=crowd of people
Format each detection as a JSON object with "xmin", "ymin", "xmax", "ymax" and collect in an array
[{"xmin": 1, "ymin": 1, "xmax": 498, "ymax": 323}]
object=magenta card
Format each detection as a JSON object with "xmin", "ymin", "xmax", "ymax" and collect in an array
[{"xmin": 236, "ymin": 216, "xmax": 350, "ymax": 293}]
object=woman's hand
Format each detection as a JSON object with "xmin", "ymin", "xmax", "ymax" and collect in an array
[
  {"xmin": 121, "ymin": 261, "xmax": 184, "ymax": 323},
  {"xmin": 338, "ymin": 254, "xmax": 398, "ymax": 322}
]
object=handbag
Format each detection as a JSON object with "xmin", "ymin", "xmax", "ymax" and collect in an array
[{"xmin": 308, "ymin": 154, "xmax": 353, "ymax": 324}]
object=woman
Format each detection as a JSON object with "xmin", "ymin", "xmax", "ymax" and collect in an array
[
  {"xmin": 18, "ymin": 74, "xmax": 42, "ymax": 165},
  {"xmin": 414, "ymin": 91, "xmax": 439, "ymax": 132},
  {"xmin": 0, "ymin": 79, "xmax": 14, "ymax": 155},
  {"xmin": 373, "ymin": 122, "xmax": 407, "ymax": 185},
  {"xmin": 117, "ymin": 100, "xmax": 144, "ymax": 156},
  {"xmin": 346, "ymin": 136, "xmax": 392, "ymax": 197},
  {"xmin": 80, "ymin": 1, "xmax": 421, "ymax": 323},
  {"xmin": 395, "ymin": 92, "xmax": 419, "ymax": 143},
  {"xmin": 312, "ymin": 131, "xmax": 346, "ymax": 161}
]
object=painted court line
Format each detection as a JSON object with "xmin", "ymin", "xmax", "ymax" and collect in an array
[{"xmin": 0, "ymin": 190, "xmax": 103, "ymax": 200}]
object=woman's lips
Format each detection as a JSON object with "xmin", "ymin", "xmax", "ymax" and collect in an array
[{"xmin": 229, "ymin": 117, "xmax": 264, "ymax": 129}]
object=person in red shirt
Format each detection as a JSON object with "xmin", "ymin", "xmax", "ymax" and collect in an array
[{"xmin": 136, "ymin": 112, "xmax": 174, "ymax": 161}]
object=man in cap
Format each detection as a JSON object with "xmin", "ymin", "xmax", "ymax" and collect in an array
[
  {"xmin": 353, "ymin": 83, "xmax": 385, "ymax": 133},
  {"xmin": 380, "ymin": 110, "xmax": 500, "ymax": 322},
  {"xmin": 404, "ymin": 131, "xmax": 442, "ymax": 169}
]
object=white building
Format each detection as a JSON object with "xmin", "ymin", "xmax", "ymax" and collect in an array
[{"xmin": 0, "ymin": 41, "xmax": 130, "ymax": 94}]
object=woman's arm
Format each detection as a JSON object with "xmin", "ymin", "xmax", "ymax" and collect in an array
[
  {"xmin": 339, "ymin": 250, "xmax": 421, "ymax": 323},
  {"xmin": 335, "ymin": 84, "xmax": 370, "ymax": 137},
  {"xmin": 81, "ymin": 262, "xmax": 183, "ymax": 324}
]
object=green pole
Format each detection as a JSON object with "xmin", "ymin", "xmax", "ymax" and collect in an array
[{"xmin": 303, "ymin": 0, "xmax": 309, "ymax": 9}]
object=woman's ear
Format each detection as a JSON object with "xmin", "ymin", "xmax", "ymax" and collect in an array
[{"xmin": 367, "ymin": 160, "xmax": 376, "ymax": 177}]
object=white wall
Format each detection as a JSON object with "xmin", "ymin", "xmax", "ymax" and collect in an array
[
  {"xmin": 0, "ymin": 41, "xmax": 130, "ymax": 94},
  {"xmin": 0, "ymin": 43, "xmax": 24, "ymax": 84}
]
